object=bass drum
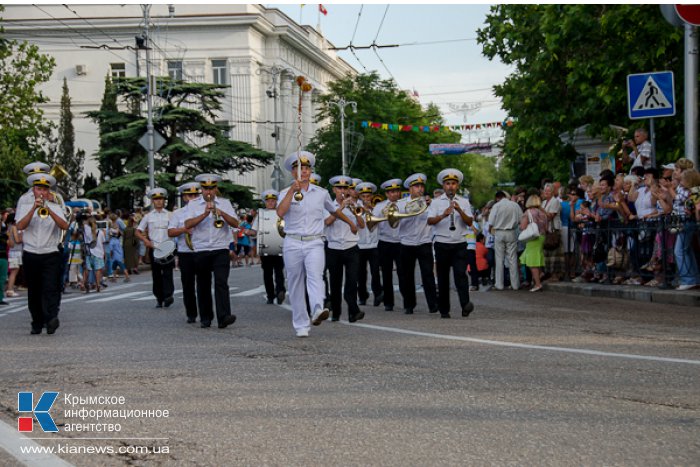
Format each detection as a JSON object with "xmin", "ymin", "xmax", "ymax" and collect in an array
[
  {"xmin": 153, "ymin": 240, "xmax": 176, "ymax": 266},
  {"xmin": 257, "ymin": 209, "xmax": 284, "ymax": 256}
]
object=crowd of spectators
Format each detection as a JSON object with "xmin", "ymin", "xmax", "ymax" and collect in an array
[{"xmin": 475, "ymin": 158, "xmax": 700, "ymax": 292}]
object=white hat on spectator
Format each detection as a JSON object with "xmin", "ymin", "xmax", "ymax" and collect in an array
[{"xmin": 661, "ymin": 163, "xmax": 676, "ymax": 170}]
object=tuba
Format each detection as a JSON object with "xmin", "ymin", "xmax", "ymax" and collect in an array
[{"xmin": 365, "ymin": 198, "xmax": 428, "ymax": 229}]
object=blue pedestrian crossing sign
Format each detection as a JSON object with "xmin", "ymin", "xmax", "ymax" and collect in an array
[{"xmin": 627, "ymin": 71, "xmax": 675, "ymax": 119}]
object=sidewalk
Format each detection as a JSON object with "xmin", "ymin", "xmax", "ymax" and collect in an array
[{"xmin": 545, "ymin": 281, "xmax": 700, "ymax": 308}]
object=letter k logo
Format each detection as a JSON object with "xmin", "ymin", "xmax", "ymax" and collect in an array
[{"xmin": 18, "ymin": 392, "xmax": 59, "ymax": 432}]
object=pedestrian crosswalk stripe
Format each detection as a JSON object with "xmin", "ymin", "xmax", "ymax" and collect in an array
[{"xmin": 87, "ymin": 291, "xmax": 150, "ymax": 303}]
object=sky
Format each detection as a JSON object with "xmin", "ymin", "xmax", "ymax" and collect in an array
[{"xmin": 268, "ymin": 3, "xmax": 513, "ymax": 143}]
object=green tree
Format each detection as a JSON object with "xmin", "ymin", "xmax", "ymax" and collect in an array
[
  {"xmin": 48, "ymin": 77, "xmax": 84, "ymax": 198},
  {"xmin": 308, "ymin": 72, "xmax": 462, "ymax": 194},
  {"xmin": 477, "ymin": 5, "xmax": 686, "ymax": 187},
  {"xmin": 0, "ymin": 8, "xmax": 56, "ymax": 207},
  {"xmin": 86, "ymin": 77, "xmax": 274, "ymax": 208}
]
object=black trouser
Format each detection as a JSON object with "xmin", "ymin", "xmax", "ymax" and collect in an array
[
  {"xmin": 400, "ymin": 243, "xmax": 438, "ymax": 311},
  {"xmin": 326, "ymin": 246, "xmax": 360, "ymax": 320},
  {"xmin": 178, "ymin": 252, "xmax": 197, "ymax": 320},
  {"xmin": 433, "ymin": 242, "xmax": 470, "ymax": 314},
  {"xmin": 261, "ymin": 255, "xmax": 285, "ymax": 300},
  {"xmin": 148, "ymin": 249, "xmax": 174, "ymax": 304},
  {"xmin": 357, "ymin": 247, "xmax": 382, "ymax": 302},
  {"xmin": 194, "ymin": 249, "xmax": 232, "ymax": 324},
  {"xmin": 378, "ymin": 240, "xmax": 402, "ymax": 307},
  {"xmin": 466, "ymin": 249, "xmax": 479, "ymax": 288},
  {"xmin": 23, "ymin": 251, "xmax": 63, "ymax": 330}
]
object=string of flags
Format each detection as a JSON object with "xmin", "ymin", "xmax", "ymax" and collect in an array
[{"xmin": 361, "ymin": 119, "xmax": 515, "ymax": 133}]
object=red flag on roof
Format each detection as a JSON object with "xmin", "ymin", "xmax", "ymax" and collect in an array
[{"xmin": 319, "ymin": 4, "xmax": 327, "ymax": 15}]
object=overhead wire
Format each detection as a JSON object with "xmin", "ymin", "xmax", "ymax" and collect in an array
[
  {"xmin": 370, "ymin": 5, "xmax": 398, "ymax": 86},
  {"xmin": 31, "ymin": 4, "xmax": 139, "ymax": 69},
  {"xmin": 348, "ymin": 5, "xmax": 369, "ymax": 73}
]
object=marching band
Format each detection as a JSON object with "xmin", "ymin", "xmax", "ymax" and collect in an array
[{"xmin": 11, "ymin": 154, "xmax": 483, "ymax": 337}]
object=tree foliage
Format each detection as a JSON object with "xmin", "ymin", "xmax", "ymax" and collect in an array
[
  {"xmin": 477, "ymin": 5, "xmax": 686, "ymax": 187},
  {"xmin": 0, "ymin": 8, "xmax": 56, "ymax": 207},
  {"xmin": 308, "ymin": 72, "xmax": 463, "ymax": 194},
  {"xmin": 86, "ymin": 77, "xmax": 274, "ymax": 208},
  {"xmin": 47, "ymin": 77, "xmax": 84, "ymax": 198}
]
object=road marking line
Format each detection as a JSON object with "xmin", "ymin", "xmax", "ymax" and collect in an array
[
  {"xmin": 342, "ymin": 321, "xmax": 700, "ymax": 366},
  {"xmin": 0, "ymin": 418, "xmax": 74, "ymax": 467}
]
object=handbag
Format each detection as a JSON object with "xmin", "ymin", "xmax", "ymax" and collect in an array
[
  {"xmin": 543, "ymin": 230, "xmax": 561, "ymax": 251},
  {"xmin": 518, "ymin": 211, "xmax": 540, "ymax": 242},
  {"xmin": 606, "ymin": 245, "xmax": 629, "ymax": 269}
]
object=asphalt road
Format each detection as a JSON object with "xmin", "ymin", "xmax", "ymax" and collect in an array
[{"xmin": 0, "ymin": 264, "xmax": 698, "ymax": 466}]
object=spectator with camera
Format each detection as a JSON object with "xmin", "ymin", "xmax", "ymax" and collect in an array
[{"xmin": 621, "ymin": 128, "xmax": 653, "ymax": 172}]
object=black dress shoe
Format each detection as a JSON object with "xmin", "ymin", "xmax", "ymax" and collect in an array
[
  {"xmin": 429, "ymin": 305, "xmax": 439, "ymax": 314},
  {"xmin": 276, "ymin": 290, "xmax": 286, "ymax": 304},
  {"xmin": 0, "ymin": 300, "xmax": 9, "ymax": 306},
  {"xmin": 187, "ymin": 317, "xmax": 196, "ymax": 324},
  {"xmin": 200, "ymin": 321, "xmax": 211, "ymax": 328},
  {"xmin": 384, "ymin": 305, "xmax": 393, "ymax": 311},
  {"xmin": 331, "ymin": 317, "xmax": 339, "ymax": 322},
  {"xmin": 440, "ymin": 313, "xmax": 451, "ymax": 319},
  {"xmin": 156, "ymin": 302, "xmax": 163, "ymax": 308},
  {"xmin": 266, "ymin": 298, "xmax": 274, "ymax": 304},
  {"xmin": 349, "ymin": 311, "xmax": 365, "ymax": 323},
  {"xmin": 164, "ymin": 296, "xmax": 174, "ymax": 308},
  {"xmin": 373, "ymin": 292, "xmax": 384, "ymax": 306},
  {"xmin": 46, "ymin": 317, "xmax": 60, "ymax": 335},
  {"xmin": 462, "ymin": 302, "xmax": 474, "ymax": 317},
  {"xmin": 30, "ymin": 328, "xmax": 42, "ymax": 335},
  {"xmin": 218, "ymin": 314, "xmax": 237, "ymax": 329},
  {"xmin": 404, "ymin": 308, "xmax": 414, "ymax": 315},
  {"xmin": 358, "ymin": 299, "xmax": 367, "ymax": 306}
]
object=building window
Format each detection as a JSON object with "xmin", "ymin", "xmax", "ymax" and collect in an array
[
  {"xmin": 212, "ymin": 60, "xmax": 227, "ymax": 85},
  {"xmin": 216, "ymin": 120, "xmax": 232, "ymax": 139},
  {"xmin": 110, "ymin": 63, "xmax": 126, "ymax": 79},
  {"xmin": 168, "ymin": 61, "xmax": 183, "ymax": 80}
]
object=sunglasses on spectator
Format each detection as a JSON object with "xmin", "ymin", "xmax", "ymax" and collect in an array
[{"xmin": 663, "ymin": 176, "xmax": 672, "ymax": 181}]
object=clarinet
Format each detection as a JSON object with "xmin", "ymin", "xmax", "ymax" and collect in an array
[{"xmin": 448, "ymin": 193, "xmax": 456, "ymax": 231}]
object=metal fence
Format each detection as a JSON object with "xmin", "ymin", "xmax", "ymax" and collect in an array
[{"xmin": 563, "ymin": 215, "xmax": 699, "ymax": 288}]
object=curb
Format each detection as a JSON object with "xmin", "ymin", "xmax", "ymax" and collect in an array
[{"xmin": 545, "ymin": 282, "xmax": 700, "ymax": 308}]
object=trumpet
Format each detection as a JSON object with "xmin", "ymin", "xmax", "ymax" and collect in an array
[
  {"xmin": 38, "ymin": 197, "xmax": 50, "ymax": 219},
  {"xmin": 206, "ymin": 194, "xmax": 225, "ymax": 229}
]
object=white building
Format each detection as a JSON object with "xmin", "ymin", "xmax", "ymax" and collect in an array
[{"xmin": 3, "ymin": 4, "xmax": 356, "ymax": 197}]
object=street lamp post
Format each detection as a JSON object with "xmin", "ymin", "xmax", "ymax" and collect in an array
[
  {"xmin": 104, "ymin": 175, "xmax": 111, "ymax": 210},
  {"xmin": 330, "ymin": 98, "xmax": 357, "ymax": 176},
  {"xmin": 259, "ymin": 65, "xmax": 291, "ymax": 191}
]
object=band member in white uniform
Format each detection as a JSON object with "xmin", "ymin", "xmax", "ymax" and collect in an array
[
  {"xmin": 309, "ymin": 173, "xmax": 322, "ymax": 186},
  {"xmin": 253, "ymin": 190, "xmax": 286, "ymax": 305},
  {"xmin": 397, "ymin": 173, "xmax": 438, "ymax": 314},
  {"xmin": 185, "ymin": 174, "xmax": 238, "ymax": 329},
  {"xmin": 325, "ymin": 175, "xmax": 365, "ymax": 323},
  {"xmin": 371, "ymin": 179, "xmax": 403, "ymax": 311},
  {"xmin": 277, "ymin": 151, "xmax": 357, "ymax": 338},
  {"xmin": 15, "ymin": 173, "xmax": 68, "ymax": 334},
  {"xmin": 355, "ymin": 182, "xmax": 383, "ymax": 306},
  {"xmin": 168, "ymin": 182, "xmax": 200, "ymax": 323},
  {"xmin": 427, "ymin": 169, "xmax": 476, "ymax": 318},
  {"xmin": 18, "ymin": 162, "xmax": 51, "ymax": 206},
  {"xmin": 136, "ymin": 188, "xmax": 175, "ymax": 308}
]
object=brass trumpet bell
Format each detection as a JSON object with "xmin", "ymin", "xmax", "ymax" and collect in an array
[
  {"xmin": 366, "ymin": 199, "xmax": 428, "ymax": 229},
  {"xmin": 294, "ymin": 191, "xmax": 304, "ymax": 201},
  {"xmin": 49, "ymin": 164, "xmax": 69, "ymax": 182},
  {"xmin": 213, "ymin": 218, "xmax": 225, "ymax": 229}
]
